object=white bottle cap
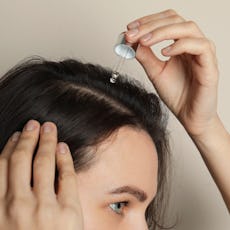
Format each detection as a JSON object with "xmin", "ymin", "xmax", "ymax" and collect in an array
[{"xmin": 114, "ymin": 32, "xmax": 138, "ymax": 59}]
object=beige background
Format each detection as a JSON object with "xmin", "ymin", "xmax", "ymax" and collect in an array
[{"xmin": 0, "ymin": 0, "xmax": 229, "ymax": 229}]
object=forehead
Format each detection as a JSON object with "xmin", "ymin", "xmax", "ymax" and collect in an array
[
  {"xmin": 96, "ymin": 126, "xmax": 158, "ymax": 166},
  {"xmin": 78, "ymin": 126, "xmax": 158, "ymax": 197}
]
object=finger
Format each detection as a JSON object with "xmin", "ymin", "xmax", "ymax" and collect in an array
[
  {"xmin": 56, "ymin": 143, "xmax": 79, "ymax": 210},
  {"xmin": 126, "ymin": 14, "xmax": 185, "ymax": 43},
  {"xmin": 138, "ymin": 21, "xmax": 205, "ymax": 47},
  {"xmin": 127, "ymin": 9, "xmax": 178, "ymax": 29},
  {"xmin": 126, "ymin": 20, "xmax": 204, "ymax": 47},
  {"xmin": 0, "ymin": 132, "xmax": 21, "ymax": 198},
  {"xmin": 33, "ymin": 122, "xmax": 57, "ymax": 199},
  {"xmin": 8, "ymin": 120, "xmax": 40, "ymax": 197},
  {"xmin": 135, "ymin": 45, "xmax": 166, "ymax": 79},
  {"xmin": 162, "ymin": 37, "xmax": 217, "ymax": 69}
]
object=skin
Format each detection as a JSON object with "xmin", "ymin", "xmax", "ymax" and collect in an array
[
  {"xmin": 0, "ymin": 121, "xmax": 83, "ymax": 230},
  {"xmin": 126, "ymin": 9, "xmax": 230, "ymax": 210},
  {"xmin": 0, "ymin": 8, "xmax": 230, "ymax": 230},
  {"xmin": 76, "ymin": 126, "xmax": 158, "ymax": 230},
  {"xmin": 0, "ymin": 121, "xmax": 157, "ymax": 230}
]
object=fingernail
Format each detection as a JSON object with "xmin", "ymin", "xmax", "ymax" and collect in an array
[
  {"xmin": 43, "ymin": 122, "xmax": 53, "ymax": 133},
  {"xmin": 11, "ymin": 131, "xmax": 21, "ymax": 142},
  {"xmin": 127, "ymin": 21, "xmax": 140, "ymax": 29},
  {"xmin": 25, "ymin": 120, "xmax": 36, "ymax": 131},
  {"xmin": 58, "ymin": 143, "xmax": 67, "ymax": 154},
  {"xmin": 126, "ymin": 28, "xmax": 139, "ymax": 37}
]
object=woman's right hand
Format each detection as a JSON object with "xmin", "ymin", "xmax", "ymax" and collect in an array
[
  {"xmin": 0, "ymin": 120, "xmax": 83, "ymax": 230},
  {"xmin": 126, "ymin": 9, "xmax": 219, "ymax": 138}
]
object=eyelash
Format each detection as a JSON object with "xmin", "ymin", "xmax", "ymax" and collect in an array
[{"xmin": 109, "ymin": 201, "xmax": 129, "ymax": 215}]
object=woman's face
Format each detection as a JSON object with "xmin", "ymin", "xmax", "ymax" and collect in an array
[{"xmin": 76, "ymin": 126, "xmax": 158, "ymax": 230}]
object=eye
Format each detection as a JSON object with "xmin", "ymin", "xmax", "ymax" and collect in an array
[{"xmin": 109, "ymin": 201, "xmax": 129, "ymax": 215}]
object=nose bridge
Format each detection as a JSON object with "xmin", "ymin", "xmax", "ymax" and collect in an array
[{"xmin": 127, "ymin": 214, "xmax": 148, "ymax": 230}]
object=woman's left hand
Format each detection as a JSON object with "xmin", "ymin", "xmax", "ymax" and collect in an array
[{"xmin": 125, "ymin": 9, "xmax": 219, "ymax": 138}]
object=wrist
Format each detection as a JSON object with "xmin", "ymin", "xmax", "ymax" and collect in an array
[
  {"xmin": 188, "ymin": 114, "xmax": 229, "ymax": 146},
  {"xmin": 187, "ymin": 114, "xmax": 230, "ymax": 212}
]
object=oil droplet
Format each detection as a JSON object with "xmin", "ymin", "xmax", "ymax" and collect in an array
[{"xmin": 110, "ymin": 71, "xmax": 120, "ymax": 83}]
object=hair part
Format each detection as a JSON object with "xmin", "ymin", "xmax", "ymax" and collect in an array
[{"xmin": 0, "ymin": 56, "xmax": 173, "ymax": 229}]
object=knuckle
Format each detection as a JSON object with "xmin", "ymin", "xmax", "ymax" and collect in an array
[
  {"xmin": 20, "ymin": 130, "xmax": 37, "ymax": 141},
  {"xmin": 59, "ymin": 170, "xmax": 75, "ymax": 181},
  {"xmin": 138, "ymin": 16, "xmax": 148, "ymax": 24},
  {"xmin": 165, "ymin": 9, "xmax": 177, "ymax": 16},
  {"xmin": 40, "ymin": 135, "xmax": 57, "ymax": 146},
  {"xmin": 33, "ymin": 154, "xmax": 52, "ymax": 168},
  {"xmin": 13, "ymin": 134, "xmax": 34, "ymax": 152},
  {"xmin": 201, "ymin": 38, "xmax": 213, "ymax": 50},
  {"xmin": 42, "ymin": 135, "xmax": 57, "ymax": 143},
  {"xmin": 171, "ymin": 14, "xmax": 185, "ymax": 22},
  {"xmin": 36, "ymin": 145, "xmax": 53, "ymax": 157},
  {"xmin": 7, "ymin": 197, "xmax": 32, "ymax": 218},
  {"xmin": 37, "ymin": 203, "xmax": 56, "ymax": 219},
  {"xmin": 140, "ymin": 23, "xmax": 151, "ymax": 32},
  {"xmin": 9, "ymin": 150, "xmax": 27, "ymax": 165},
  {"xmin": 187, "ymin": 20, "xmax": 198, "ymax": 29}
]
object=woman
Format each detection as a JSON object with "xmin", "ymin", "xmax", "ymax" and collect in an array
[{"xmin": 0, "ymin": 9, "xmax": 229, "ymax": 230}]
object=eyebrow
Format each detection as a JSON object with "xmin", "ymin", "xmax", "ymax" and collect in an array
[{"xmin": 108, "ymin": 185, "xmax": 147, "ymax": 202}]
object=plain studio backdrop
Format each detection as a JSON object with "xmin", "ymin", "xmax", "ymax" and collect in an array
[{"xmin": 0, "ymin": 1, "xmax": 229, "ymax": 229}]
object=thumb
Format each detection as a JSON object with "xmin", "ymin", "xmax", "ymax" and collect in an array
[{"xmin": 136, "ymin": 45, "xmax": 165, "ymax": 82}]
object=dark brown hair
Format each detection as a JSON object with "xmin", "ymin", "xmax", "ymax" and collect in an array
[{"xmin": 0, "ymin": 56, "xmax": 171, "ymax": 229}]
